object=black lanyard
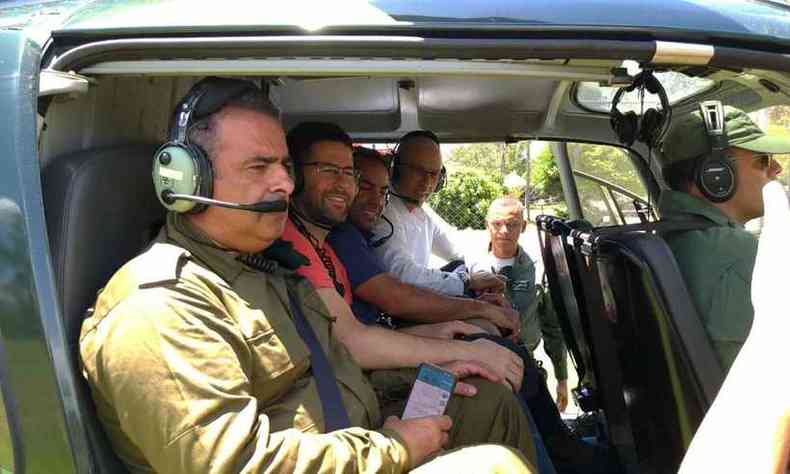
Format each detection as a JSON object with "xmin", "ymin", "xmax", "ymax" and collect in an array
[{"xmin": 289, "ymin": 213, "xmax": 346, "ymax": 297}]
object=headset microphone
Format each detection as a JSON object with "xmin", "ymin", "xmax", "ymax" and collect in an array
[{"xmin": 161, "ymin": 190, "xmax": 288, "ymax": 213}]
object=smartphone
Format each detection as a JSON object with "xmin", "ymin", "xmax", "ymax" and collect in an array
[{"xmin": 402, "ymin": 363, "xmax": 457, "ymax": 420}]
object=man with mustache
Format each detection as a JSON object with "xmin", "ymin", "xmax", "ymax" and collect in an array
[
  {"xmin": 371, "ymin": 131, "xmax": 506, "ymax": 298},
  {"xmin": 80, "ymin": 78, "xmax": 537, "ymax": 473}
]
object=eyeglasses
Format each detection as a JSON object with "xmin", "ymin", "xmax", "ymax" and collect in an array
[
  {"xmin": 752, "ymin": 153, "xmax": 776, "ymax": 169},
  {"xmin": 398, "ymin": 163, "xmax": 442, "ymax": 181},
  {"xmin": 488, "ymin": 220, "xmax": 522, "ymax": 231},
  {"xmin": 302, "ymin": 162, "xmax": 361, "ymax": 182}
]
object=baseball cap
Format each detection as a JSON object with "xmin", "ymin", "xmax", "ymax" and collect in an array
[{"xmin": 662, "ymin": 105, "xmax": 790, "ymax": 165}]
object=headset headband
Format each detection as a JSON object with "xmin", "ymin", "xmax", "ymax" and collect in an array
[{"xmin": 168, "ymin": 78, "xmax": 260, "ymax": 144}]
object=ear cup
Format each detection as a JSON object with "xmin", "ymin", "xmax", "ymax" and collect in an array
[
  {"xmin": 434, "ymin": 166, "xmax": 447, "ymax": 192},
  {"xmin": 187, "ymin": 143, "xmax": 214, "ymax": 213},
  {"xmin": 639, "ymin": 108, "xmax": 665, "ymax": 149},
  {"xmin": 152, "ymin": 143, "xmax": 202, "ymax": 213},
  {"xmin": 293, "ymin": 163, "xmax": 305, "ymax": 195},
  {"xmin": 695, "ymin": 156, "xmax": 737, "ymax": 203},
  {"xmin": 611, "ymin": 110, "xmax": 639, "ymax": 147},
  {"xmin": 389, "ymin": 152, "xmax": 401, "ymax": 185}
]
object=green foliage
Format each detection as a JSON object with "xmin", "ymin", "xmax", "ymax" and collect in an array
[
  {"xmin": 530, "ymin": 146, "xmax": 562, "ymax": 200},
  {"xmin": 429, "ymin": 170, "xmax": 504, "ymax": 229},
  {"xmin": 447, "ymin": 142, "xmax": 530, "ymax": 181},
  {"xmin": 567, "ymin": 143, "xmax": 645, "ymax": 197}
]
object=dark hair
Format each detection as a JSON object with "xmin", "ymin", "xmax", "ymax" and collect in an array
[
  {"xmin": 662, "ymin": 158, "xmax": 698, "ymax": 192},
  {"xmin": 187, "ymin": 83, "xmax": 280, "ymax": 160},
  {"xmin": 286, "ymin": 121, "xmax": 353, "ymax": 165},
  {"xmin": 353, "ymin": 145, "xmax": 390, "ymax": 169}
]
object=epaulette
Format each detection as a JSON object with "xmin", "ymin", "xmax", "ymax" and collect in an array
[
  {"xmin": 92, "ymin": 243, "xmax": 191, "ymax": 317},
  {"xmin": 131, "ymin": 242, "xmax": 192, "ymax": 288}
]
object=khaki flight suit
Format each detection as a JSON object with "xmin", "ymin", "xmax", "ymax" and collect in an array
[{"xmin": 80, "ymin": 213, "xmax": 537, "ymax": 473}]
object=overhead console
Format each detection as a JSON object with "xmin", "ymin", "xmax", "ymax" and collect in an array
[{"xmin": 272, "ymin": 77, "xmax": 401, "ymax": 132}]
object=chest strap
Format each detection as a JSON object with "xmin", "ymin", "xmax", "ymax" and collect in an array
[{"xmin": 286, "ymin": 289, "xmax": 351, "ymax": 431}]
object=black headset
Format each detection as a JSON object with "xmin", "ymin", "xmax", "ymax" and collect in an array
[
  {"xmin": 390, "ymin": 130, "xmax": 447, "ymax": 194},
  {"xmin": 152, "ymin": 77, "xmax": 260, "ymax": 213},
  {"xmin": 694, "ymin": 100, "xmax": 737, "ymax": 203},
  {"xmin": 610, "ymin": 70, "xmax": 671, "ymax": 149}
]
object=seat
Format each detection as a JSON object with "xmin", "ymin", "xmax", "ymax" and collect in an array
[
  {"xmin": 538, "ymin": 215, "xmax": 725, "ymax": 474},
  {"xmin": 43, "ymin": 144, "xmax": 164, "ymax": 474}
]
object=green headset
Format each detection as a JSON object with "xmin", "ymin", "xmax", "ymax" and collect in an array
[
  {"xmin": 152, "ymin": 77, "xmax": 260, "ymax": 213},
  {"xmin": 694, "ymin": 100, "xmax": 736, "ymax": 203}
]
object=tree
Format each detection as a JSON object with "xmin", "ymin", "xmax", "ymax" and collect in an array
[
  {"xmin": 429, "ymin": 170, "xmax": 504, "ymax": 229},
  {"xmin": 567, "ymin": 143, "xmax": 645, "ymax": 196},
  {"xmin": 446, "ymin": 142, "xmax": 531, "ymax": 182},
  {"xmin": 530, "ymin": 146, "xmax": 563, "ymax": 201}
]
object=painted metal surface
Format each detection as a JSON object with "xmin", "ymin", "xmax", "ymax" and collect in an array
[
  {"xmin": 2, "ymin": 0, "xmax": 790, "ymax": 45},
  {"xmin": 0, "ymin": 30, "xmax": 79, "ymax": 474}
]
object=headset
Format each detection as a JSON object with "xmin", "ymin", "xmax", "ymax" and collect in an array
[
  {"xmin": 152, "ymin": 77, "xmax": 287, "ymax": 214},
  {"xmin": 389, "ymin": 130, "xmax": 446, "ymax": 205},
  {"xmin": 610, "ymin": 70, "xmax": 671, "ymax": 149},
  {"xmin": 694, "ymin": 100, "xmax": 736, "ymax": 203}
]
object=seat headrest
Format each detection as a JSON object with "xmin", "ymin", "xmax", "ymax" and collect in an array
[{"xmin": 43, "ymin": 145, "xmax": 165, "ymax": 342}]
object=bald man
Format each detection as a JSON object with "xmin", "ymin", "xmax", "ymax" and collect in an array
[{"xmin": 372, "ymin": 130, "xmax": 505, "ymax": 298}]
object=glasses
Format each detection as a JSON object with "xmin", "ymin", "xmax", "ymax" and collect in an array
[
  {"xmin": 752, "ymin": 153, "xmax": 776, "ymax": 169},
  {"xmin": 302, "ymin": 162, "xmax": 361, "ymax": 182},
  {"xmin": 398, "ymin": 163, "xmax": 442, "ymax": 181},
  {"xmin": 488, "ymin": 220, "xmax": 522, "ymax": 231}
]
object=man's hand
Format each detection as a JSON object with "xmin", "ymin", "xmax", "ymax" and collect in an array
[
  {"xmin": 556, "ymin": 379, "xmax": 569, "ymax": 412},
  {"xmin": 473, "ymin": 297, "xmax": 520, "ymax": 340},
  {"xmin": 469, "ymin": 271, "xmax": 506, "ymax": 293},
  {"xmin": 466, "ymin": 338, "xmax": 524, "ymax": 391},
  {"xmin": 439, "ymin": 360, "xmax": 503, "ymax": 397},
  {"xmin": 383, "ymin": 415, "xmax": 452, "ymax": 469},
  {"xmin": 400, "ymin": 321, "xmax": 484, "ymax": 340}
]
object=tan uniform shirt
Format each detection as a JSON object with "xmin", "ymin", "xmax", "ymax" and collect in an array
[{"xmin": 80, "ymin": 213, "xmax": 409, "ymax": 473}]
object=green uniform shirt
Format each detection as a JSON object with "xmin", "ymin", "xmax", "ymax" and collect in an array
[
  {"xmin": 474, "ymin": 247, "xmax": 568, "ymax": 381},
  {"xmin": 658, "ymin": 190, "xmax": 757, "ymax": 371},
  {"xmin": 80, "ymin": 213, "xmax": 409, "ymax": 474}
]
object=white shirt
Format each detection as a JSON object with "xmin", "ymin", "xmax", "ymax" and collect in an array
[{"xmin": 372, "ymin": 195, "xmax": 466, "ymax": 295}]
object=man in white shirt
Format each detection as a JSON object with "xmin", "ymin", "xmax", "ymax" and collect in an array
[{"xmin": 372, "ymin": 130, "xmax": 504, "ymax": 297}]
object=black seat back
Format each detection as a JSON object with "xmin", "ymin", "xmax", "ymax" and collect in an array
[
  {"xmin": 538, "ymin": 215, "xmax": 640, "ymax": 472},
  {"xmin": 43, "ymin": 144, "xmax": 164, "ymax": 474},
  {"xmin": 567, "ymin": 224, "xmax": 724, "ymax": 474}
]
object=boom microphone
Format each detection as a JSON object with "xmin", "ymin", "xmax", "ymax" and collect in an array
[{"xmin": 161, "ymin": 190, "xmax": 288, "ymax": 213}]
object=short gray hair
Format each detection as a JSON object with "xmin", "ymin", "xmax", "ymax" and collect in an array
[
  {"xmin": 188, "ymin": 87, "xmax": 280, "ymax": 160},
  {"xmin": 486, "ymin": 196, "xmax": 525, "ymax": 221}
]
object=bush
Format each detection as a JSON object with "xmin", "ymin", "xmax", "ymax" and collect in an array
[{"xmin": 429, "ymin": 171, "xmax": 505, "ymax": 229}]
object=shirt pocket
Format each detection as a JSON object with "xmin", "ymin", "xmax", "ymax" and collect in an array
[
  {"xmin": 245, "ymin": 311, "xmax": 310, "ymax": 405},
  {"xmin": 509, "ymin": 279, "xmax": 535, "ymax": 313}
]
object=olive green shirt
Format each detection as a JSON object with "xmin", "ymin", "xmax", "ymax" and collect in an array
[
  {"xmin": 469, "ymin": 247, "xmax": 568, "ymax": 381},
  {"xmin": 658, "ymin": 190, "xmax": 757, "ymax": 371},
  {"xmin": 80, "ymin": 213, "xmax": 409, "ymax": 474}
]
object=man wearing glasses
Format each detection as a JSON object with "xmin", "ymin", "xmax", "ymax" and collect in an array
[
  {"xmin": 660, "ymin": 104, "xmax": 789, "ymax": 371},
  {"xmin": 281, "ymin": 121, "xmax": 532, "ymax": 402},
  {"xmin": 371, "ymin": 131, "xmax": 506, "ymax": 298}
]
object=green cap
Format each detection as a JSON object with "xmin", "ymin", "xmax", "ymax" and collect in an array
[{"xmin": 662, "ymin": 105, "xmax": 790, "ymax": 165}]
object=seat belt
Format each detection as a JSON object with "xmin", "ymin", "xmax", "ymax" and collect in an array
[{"xmin": 286, "ymin": 289, "xmax": 352, "ymax": 431}]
